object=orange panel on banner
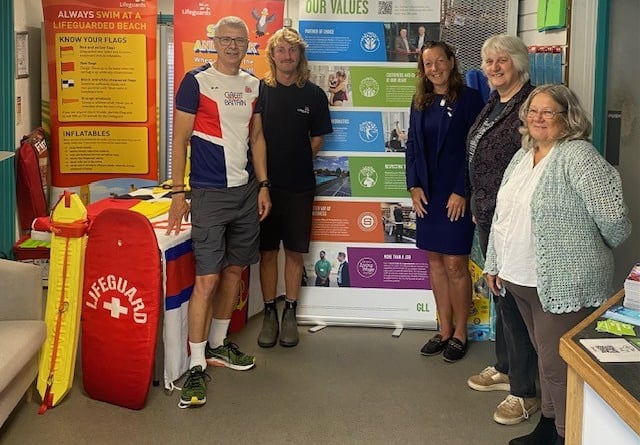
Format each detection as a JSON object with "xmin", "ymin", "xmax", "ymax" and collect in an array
[
  {"xmin": 42, "ymin": 0, "xmax": 158, "ymax": 188},
  {"xmin": 311, "ymin": 200, "xmax": 386, "ymax": 243},
  {"xmin": 173, "ymin": 0, "xmax": 285, "ymax": 91}
]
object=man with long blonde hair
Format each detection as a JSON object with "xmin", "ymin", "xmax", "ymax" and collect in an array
[{"xmin": 257, "ymin": 27, "xmax": 332, "ymax": 348}]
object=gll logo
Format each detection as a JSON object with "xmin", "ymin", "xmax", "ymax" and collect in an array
[
  {"xmin": 358, "ymin": 166, "xmax": 378, "ymax": 188},
  {"xmin": 357, "ymin": 212, "xmax": 378, "ymax": 232},
  {"xmin": 360, "ymin": 32, "xmax": 380, "ymax": 53},
  {"xmin": 359, "ymin": 77, "xmax": 379, "ymax": 98},
  {"xmin": 358, "ymin": 121, "xmax": 378, "ymax": 143}
]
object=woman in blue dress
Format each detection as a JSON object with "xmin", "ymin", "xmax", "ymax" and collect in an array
[{"xmin": 405, "ymin": 41, "xmax": 484, "ymax": 362}]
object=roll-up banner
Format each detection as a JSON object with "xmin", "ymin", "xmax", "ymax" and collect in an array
[{"xmin": 291, "ymin": 0, "xmax": 491, "ymax": 338}]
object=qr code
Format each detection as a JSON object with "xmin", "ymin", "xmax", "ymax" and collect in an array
[
  {"xmin": 378, "ymin": 1, "xmax": 392, "ymax": 14},
  {"xmin": 594, "ymin": 345, "xmax": 617, "ymax": 353}
]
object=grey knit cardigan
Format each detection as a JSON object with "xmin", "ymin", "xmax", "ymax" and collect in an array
[{"xmin": 484, "ymin": 139, "xmax": 632, "ymax": 313}]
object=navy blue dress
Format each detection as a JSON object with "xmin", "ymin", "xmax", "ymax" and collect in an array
[{"xmin": 405, "ymin": 88, "xmax": 484, "ymax": 255}]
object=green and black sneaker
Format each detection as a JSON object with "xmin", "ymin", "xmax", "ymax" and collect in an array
[
  {"xmin": 178, "ymin": 365, "xmax": 207, "ymax": 409},
  {"xmin": 206, "ymin": 339, "xmax": 256, "ymax": 371}
]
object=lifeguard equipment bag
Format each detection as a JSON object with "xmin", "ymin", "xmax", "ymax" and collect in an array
[
  {"xmin": 16, "ymin": 127, "xmax": 49, "ymax": 233},
  {"xmin": 81, "ymin": 208, "xmax": 161, "ymax": 410}
]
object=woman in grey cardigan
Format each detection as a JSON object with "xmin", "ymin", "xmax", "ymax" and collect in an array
[
  {"xmin": 484, "ymin": 84, "xmax": 631, "ymax": 445},
  {"xmin": 466, "ymin": 34, "xmax": 539, "ymax": 428}
]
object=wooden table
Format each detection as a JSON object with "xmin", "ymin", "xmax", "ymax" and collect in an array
[{"xmin": 559, "ymin": 290, "xmax": 640, "ymax": 444}]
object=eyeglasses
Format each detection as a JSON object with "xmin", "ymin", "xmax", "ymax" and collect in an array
[
  {"xmin": 526, "ymin": 108, "xmax": 566, "ymax": 120},
  {"xmin": 215, "ymin": 36, "xmax": 248, "ymax": 46}
]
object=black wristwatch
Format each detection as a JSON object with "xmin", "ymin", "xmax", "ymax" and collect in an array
[{"xmin": 258, "ymin": 179, "xmax": 271, "ymax": 190}]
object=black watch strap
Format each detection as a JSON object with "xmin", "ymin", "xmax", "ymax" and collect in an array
[{"xmin": 258, "ymin": 180, "xmax": 271, "ymax": 189}]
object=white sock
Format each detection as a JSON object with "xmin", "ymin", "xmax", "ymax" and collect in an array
[
  {"xmin": 208, "ymin": 319, "xmax": 231, "ymax": 348},
  {"xmin": 189, "ymin": 341, "xmax": 207, "ymax": 370}
]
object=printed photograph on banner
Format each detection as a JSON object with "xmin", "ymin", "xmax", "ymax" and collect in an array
[
  {"xmin": 309, "ymin": 65, "xmax": 352, "ymax": 107},
  {"xmin": 89, "ymin": 177, "xmax": 158, "ymax": 202},
  {"xmin": 381, "ymin": 202, "xmax": 416, "ymax": 244},
  {"xmin": 314, "ymin": 156, "xmax": 351, "ymax": 197},
  {"xmin": 384, "ymin": 112, "xmax": 409, "ymax": 152},
  {"xmin": 386, "ymin": 22, "xmax": 440, "ymax": 62},
  {"xmin": 303, "ymin": 244, "xmax": 352, "ymax": 288}
]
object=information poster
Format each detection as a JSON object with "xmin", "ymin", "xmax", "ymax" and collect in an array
[
  {"xmin": 42, "ymin": 0, "xmax": 158, "ymax": 188},
  {"xmin": 173, "ymin": 0, "xmax": 285, "ymax": 89}
]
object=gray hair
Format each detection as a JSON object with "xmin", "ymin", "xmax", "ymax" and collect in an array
[
  {"xmin": 481, "ymin": 34, "xmax": 530, "ymax": 84},
  {"xmin": 214, "ymin": 16, "xmax": 249, "ymax": 36},
  {"xmin": 518, "ymin": 84, "xmax": 592, "ymax": 150}
]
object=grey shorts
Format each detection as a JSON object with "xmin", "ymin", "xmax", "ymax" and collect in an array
[{"xmin": 190, "ymin": 183, "xmax": 260, "ymax": 275}]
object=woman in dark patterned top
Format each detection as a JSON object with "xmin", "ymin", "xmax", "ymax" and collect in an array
[{"xmin": 465, "ymin": 35, "xmax": 539, "ymax": 430}]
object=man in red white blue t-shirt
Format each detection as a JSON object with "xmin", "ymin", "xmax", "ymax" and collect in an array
[{"xmin": 166, "ymin": 16, "xmax": 271, "ymax": 409}]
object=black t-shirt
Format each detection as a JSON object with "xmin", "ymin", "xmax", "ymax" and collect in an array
[
  {"xmin": 486, "ymin": 100, "xmax": 508, "ymax": 122},
  {"xmin": 259, "ymin": 80, "xmax": 333, "ymax": 192}
]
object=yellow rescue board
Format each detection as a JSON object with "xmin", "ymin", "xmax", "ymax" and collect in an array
[{"xmin": 37, "ymin": 192, "xmax": 88, "ymax": 411}]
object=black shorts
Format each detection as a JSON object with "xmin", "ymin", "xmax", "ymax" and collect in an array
[{"xmin": 260, "ymin": 188, "xmax": 314, "ymax": 253}]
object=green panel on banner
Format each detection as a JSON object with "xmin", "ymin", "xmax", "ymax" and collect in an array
[
  {"xmin": 348, "ymin": 66, "xmax": 416, "ymax": 108},
  {"xmin": 348, "ymin": 156, "xmax": 409, "ymax": 198}
]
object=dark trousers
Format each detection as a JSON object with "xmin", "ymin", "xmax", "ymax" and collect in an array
[
  {"xmin": 395, "ymin": 223, "xmax": 403, "ymax": 242},
  {"xmin": 504, "ymin": 281, "xmax": 593, "ymax": 438},
  {"xmin": 477, "ymin": 224, "xmax": 537, "ymax": 398}
]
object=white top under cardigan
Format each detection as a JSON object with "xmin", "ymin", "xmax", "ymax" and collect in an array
[{"xmin": 492, "ymin": 147, "xmax": 553, "ymax": 287}]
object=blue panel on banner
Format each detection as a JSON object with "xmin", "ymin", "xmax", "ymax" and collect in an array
[
  {"xmin": 323, "ymin": 111, "xmax": 385, "ymax": 152},
  {"xmin": 300, "ymin": 21, "xmax": 387, "ymax": 62}
]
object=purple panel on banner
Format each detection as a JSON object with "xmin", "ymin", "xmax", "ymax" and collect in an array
[{"xmin": 347, "ymin": 247, "xmax": 430, "ymax": 290}]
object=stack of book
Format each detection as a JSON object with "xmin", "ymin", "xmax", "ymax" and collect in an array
[
  {"xmin": 624, "ymin": 263, "xmax": 640, "ymax": 310},
  {"xmin": 604, "ymin": 304, "xmax": 640, "ymax": 327},
  {"xmin": 602, "ymin": 264, "xmax": 640, "ymax": 327}
]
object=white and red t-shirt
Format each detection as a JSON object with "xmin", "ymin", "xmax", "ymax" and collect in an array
[{"xmin": 175, "ymin": 64, "xmax": 261, "ymax": 189}]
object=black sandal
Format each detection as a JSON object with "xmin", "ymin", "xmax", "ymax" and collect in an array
[
  {"xmin": 420, "ymin": 334, "xmax": 450, "ymax": 356},
  {"xmin": 443, "ymin": 337, "xmax": 467, "ymax": 362}
]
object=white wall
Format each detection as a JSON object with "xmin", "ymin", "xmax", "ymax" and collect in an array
[
  {"xmin": 158, "ymin": 0, "xmax": 172, "ymax": 15},
  {"xmin": 518, "ymin": 0, "xmax": 567, "ymax": 46}
]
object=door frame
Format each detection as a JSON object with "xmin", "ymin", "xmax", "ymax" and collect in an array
[{"xmin": 0, "ymin": 0, "xmax": 16, "ymax": 151}]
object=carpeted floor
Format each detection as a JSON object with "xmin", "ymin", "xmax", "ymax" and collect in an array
[{"xmin": 1, "ymin": 307, "xmax": 537, "ymax": 445}]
